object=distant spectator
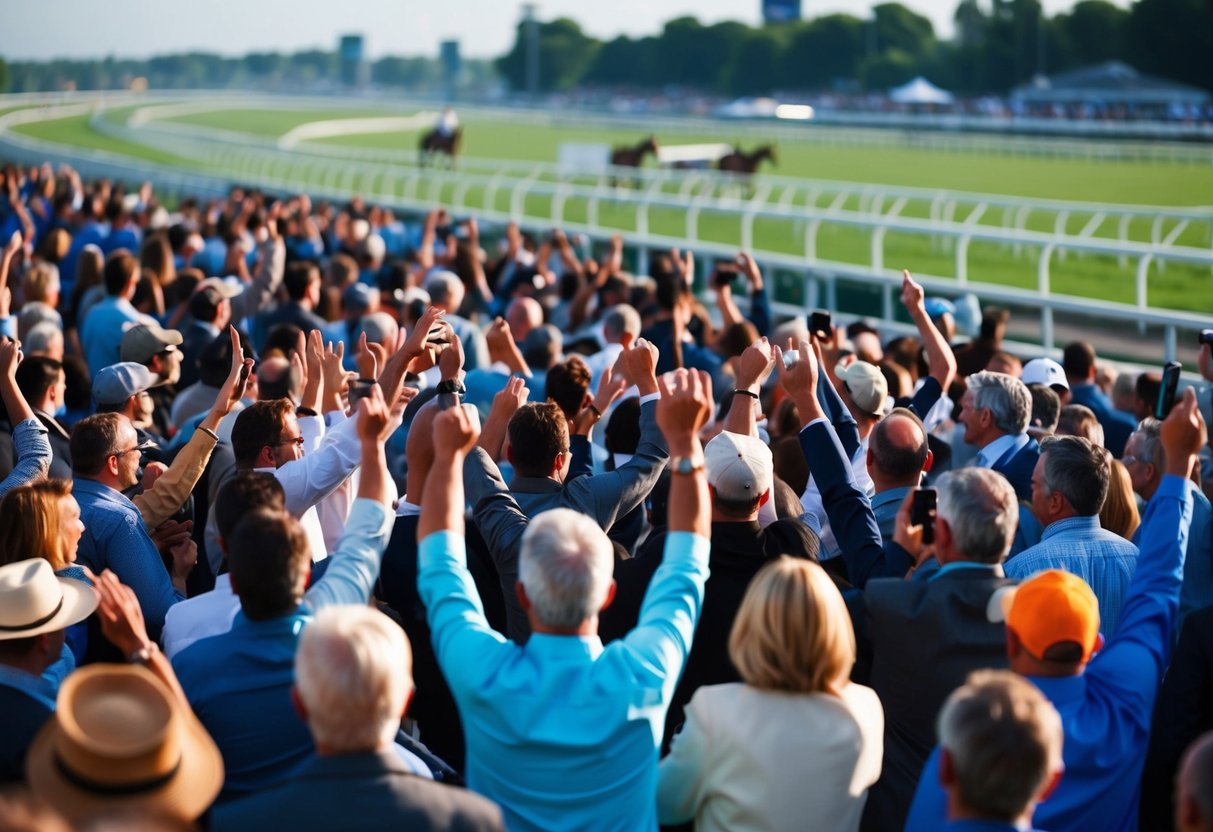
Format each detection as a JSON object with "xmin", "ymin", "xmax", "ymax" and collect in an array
[
  {"xmin": 1063, "ymin": 341, "xmax": 1136, "ymax": 457},
  {"xmin": 1057, "ymin": 403, "xmax": 1105, "ymax": 447}
]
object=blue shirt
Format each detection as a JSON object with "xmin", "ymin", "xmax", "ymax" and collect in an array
[
  {"xmin": 1134, "ymin": 481, "xmax": 1213, "ymax": 628},
  {"xmin": 1005, "ymin": 515, "xmax": 1139, "ymax": 635},
  {"xmin": 906, "ymin": 475, "xmax": 1193, "ymax": 832},
  {"xmin": 418, "ymin": 529, "xmax": 710, "ymax": 832},
  {"xmin": 0, "ymin": 419, "xmax": 50, "ymax": 500},
  {"xmin": 172, "ymin": 499, "xmax": 391, "ymax": 803},
  {"xmin": 74, "ymin": 477, "xmax": 183, "ymax": 638},
  {"xmin": 79, "ymin": 295, "xmax": 155, "ymax": 375}
]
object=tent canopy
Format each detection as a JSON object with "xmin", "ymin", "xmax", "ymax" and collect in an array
[{"xmin": 889, "ymin": 77, "xmax": 955, "ymax": 105}]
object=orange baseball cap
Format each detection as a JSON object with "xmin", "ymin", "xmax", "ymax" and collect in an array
[{"xmin": 989, "ymin": 570, "xmax": 1101, "ymax": 663}]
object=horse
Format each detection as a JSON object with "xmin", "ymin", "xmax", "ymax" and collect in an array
[
  {"xmin": 609, "ymin": 136, "xmax": 658, "ymax": 187},
  {"xmin": 717, "ymin": 144, "xmax": 777, "ymax": 175},
  {"xmin": 419, "ymin": 127, "xmax": 462, "ymax": 168}
]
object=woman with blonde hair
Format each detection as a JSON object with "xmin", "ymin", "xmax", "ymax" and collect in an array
[
  {"xmin": 657, "ymin": 557, "xmax": 884, "ymax": 832},
  {"xmin": 1100, "ymin": 458, "xmax": 1140, "ymax": 541},
  {"xmin": 0, "ymin": 479, "xmax": 90, "ymax": 675}
]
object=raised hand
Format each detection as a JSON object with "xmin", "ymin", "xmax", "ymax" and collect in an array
[
  {"xmin": 900, "ymin": 269, "xmax": 925, "ymax": 312},
  {"xmin": 656, "ymin": 368, "xmax": 713, "ymax": 456},
  {"xmin": 433, "ymin": 402, "xmax": 480, "ymax": 459},
  {"xmin": 1161, "ymin": 387, "xmax": 1208, "ymax": 477},
  {"xmin": 356, "ymin": 381, "xmax": 391, "ymax": 443},
  {"xmin": 734, "ymin": 336, "xmax": 776, "ymax": 393},
  {"xmin": 213, "ymin": 326, "xmax": 254, "ymax": 415},
  {"xmin": 436, "ymin": 322, "xmax": 464, "ymax": 380},
  {"xmin": 0, "ymin": 336, "xmax": 21, "ymax": 380},
  {"xmin": 775, "ymin": 338, "xmax": 824, "ymax": 424},
  {"xmin": 618, "ymin": 337, "xmax": 660, "ymax": 395}
]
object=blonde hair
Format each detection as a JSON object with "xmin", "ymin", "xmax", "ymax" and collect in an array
[
  {"xmin": 0, "ymin": 480, "xmax": 75, "ymax": 570},
  {"xmin": 728, "ymin": 557, "xmax": 855, "ymax": 694},
  {"xmin": 1100, "ymin": 459, "xmax": 1140, "ymax": 541}
]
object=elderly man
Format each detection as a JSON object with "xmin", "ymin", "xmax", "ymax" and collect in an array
[
  {"xmin": 1005, "ymin": 435, "xmax": 1138, "ymax": 634},
  {"xmin": 935, "ymin": 671, "xmax": 1063, "ymax": 832},
  {"xmin": 958, "ymin": 370, "xmax": 1038, "ymax": 501},
  {"xmin": 418, "ymin": 368, "xmax": 713, "ymax": 831},
  {"xmin": 907, "ymin": 387, "xmax": 1206, "ymax": 832},
  {"xmin": 1124, "ymin": 418, "xmax": 1213, "ymax": 624},
  {"xmin": 211, "ymin": 605, "xmax": 503, "ymax": 831}
]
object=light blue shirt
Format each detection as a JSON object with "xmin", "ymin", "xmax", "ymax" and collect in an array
[
  {"xmin": 906, "ymin": 475, "xmax": 1192, "ymax": 832},
  {"xmin": 418, "ymin": 529, "xmax": 710, "ymax": 832},
  {"xmin": 1005, "ymin": 515, "xmax": 1139, "ymax": 635},
  {"xmin": 974, "ymin": 432, "xmax": 1028, "ymax": 469},
  {"xmin": 79, "ymin": 295, "xmax": 156, "ymax": 375}
]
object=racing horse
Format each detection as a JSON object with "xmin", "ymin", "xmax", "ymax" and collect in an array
[
  {"xmin": 717, "ymin": 144, "xmax": 777, "ymax": 174},
  {"xmin": 609, "ymin": 135, "xmax": 659, "ymax": 187},
  {"xmin": 419, "ymin": 127, "xmax": 462, "ymax": 168}
]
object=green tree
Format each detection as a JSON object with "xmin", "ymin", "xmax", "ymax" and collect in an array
[
  {"xmin": 782, "ymin": 14, "xmax": 867, "ymax": 89},
  {"xmin": 0, "ymin": 58, "xmax": 8, "ymax": 93},
  {"xmin": 872, "ymin": 3, "xmax": 935, "ymax": 58},
  {"xmin": 584, "ymin": 36, "xmax": 658, "ymax": 86},
  {"xmin": 724, "ymin": 28, "xmax": 786, "ymax": 95},
  {"xmin": 860, "ymin": 48, "xmax": 918, "ymax": 89},
  {"xmin": 1053, "ymin": 0, "xmax": 1128, "ymax": 66},
  {"xmin": 1127, "ymin": 0, "xmax": 1213, "ymax": 91},
  {"xmin": 495, "ymin": 17, "xmax": 600, "ymax": 92}
]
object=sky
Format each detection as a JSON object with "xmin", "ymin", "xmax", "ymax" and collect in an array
[{"xmin": 0, "ymin": 0, "xmax": 1127, "ymax": 62}]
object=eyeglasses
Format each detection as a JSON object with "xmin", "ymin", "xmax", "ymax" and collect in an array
[
  {"xmin": 274, "ymin": 435, "xmax": 306, "ymax": 448},
  {"xmin": 110, "ymin": 440, "xmax": 154, "ymax": 460}
]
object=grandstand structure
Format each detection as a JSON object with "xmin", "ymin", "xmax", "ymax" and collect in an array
[{"xmin": 2, "ymin": 92, "xmax": 1211, "ymax": 366}]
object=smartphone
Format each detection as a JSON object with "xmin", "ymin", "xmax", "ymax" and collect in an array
[
  {"xmin": 1155, "ymin": 361, "xmax": 1182, "ymax": 420},
  {"xmin": 809, "ymin": 310, "xmax": 832, "ymax": 341},
  {"xmin": 910, "ymin": 487, "xmax": 938, "ymax": 545},
  {"xmin": 348, "ymin": 380, "xmax": 376, "ymax": 409},
  {"xmin": 1199, "ymin": 329, "xmax": 1213, "ymax": 345}
]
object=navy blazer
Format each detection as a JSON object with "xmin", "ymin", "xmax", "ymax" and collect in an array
[
  {"xmin": 1070, "ymin": 383, "xmax": 1137, "ymax": 458},
  {"xmin": 212, "ymin": 749, "xmax": 502, "ymax": 831},
  {"xmin": 991, "ymin": 437, "xmax": 1040, "ymax": 503}
]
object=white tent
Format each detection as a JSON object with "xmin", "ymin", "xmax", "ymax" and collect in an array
[{"xmin": 889, "ymin": 77, "xmax": 955, "ymax": 106}]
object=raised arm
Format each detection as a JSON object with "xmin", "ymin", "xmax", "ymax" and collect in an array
[
  {"xmin": 902, "ymin": 270, "xmax": 956, "ymax": 391},
  {"xmin": 723, "ymin": 337, "xmax": 775, "ymax": 438},
  {"xmin": 0, "ymin": 338, "xmax": 50, "ymax": 497}
]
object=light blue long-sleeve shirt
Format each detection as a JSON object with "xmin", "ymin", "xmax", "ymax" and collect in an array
[
  {"xmin": 905, "ymin": 474, "xmax": 1192, "ymax": 832},
  {"xmin": 418, "ymin": 529, "xmax": 710, "ymax": 832},
  {"xmin": 1005, "ymin": 515, "xmax": 1139, "ymax": 635}
]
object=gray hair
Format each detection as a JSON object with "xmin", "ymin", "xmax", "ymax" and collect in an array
[
  {"xmin": 1131, "ymin": 417, "xmax": 1164, "ymax": 470},
  {"xmin": 357, "ymin": 311, "xmax": 399, "ymax": 346},
  {"xmin": 967, "ymin": 371, "xmax": 1031, "ymax": 436},
  {"xmin": 937, "ymin": 669, "xmax": 1063, "ymax": 822},
  {"xmin": 17, "ymin": 302, "xmax": 62, "ymax": 342},
  {"xmin": 519, "ymin": 508, "xmax": 614, "ymax": 629},
  {"xmin": 1040, "ymin": 435, "xmax": 1110, "ymax": 517},
  {"xmin": 602, "ymin": 304, "xmax": 640, "ymax": 343},
  {"xmin": 295, "ymin": 605, "xmax": 412, "ymax": 753},
  {"xmin": 936, "ymin": 468, "xmax": 1017, "ymax": 563},
  {"xmin": 23, "ymin": 321, "xmax": 63, "ymax": 355},
  {"xmin": 422, "ymin": 270, "xmax": 463, "ymax": 309}
]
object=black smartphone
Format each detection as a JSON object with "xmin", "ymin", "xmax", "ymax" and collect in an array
[
  {"xmin": 348, "ymin": 380, "xmax": 376, "ymax": 409},
  {"xmin": 809, "ymin": 310, "xmax": 832, "ymax": 341},
  {"xmin": 1155, "ymin": 361, "xmax": 1182, "ymax": 420},
  {"xmin": 1199, "ymin": 329, "xmax": 1213, "ymax": 345},
  {"xmin": 911, "ymin": 487, "xmax": 938, "ymax": 545}
]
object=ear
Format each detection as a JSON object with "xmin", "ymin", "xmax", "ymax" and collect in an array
[
  {"xmin": 979, "ymin": 407, "xmax": 993, "ymax": 429},
  {"xmin": 934, "ymin": 515, "xmax": 954, "ymax": 554},
  {"xmin": 515, "ymin": 581, "xmax": 532, "ymax": 612},
  {"xmin": 599, "ymin": 579, "xmax": 617, "ymax": 613},
  {"xmin": 290, "ymin": 686, "xmax": 308, "ymax": 724},
  {"xmin": 1038, "ymin": 767, "xmax": 1063, "ymax": 802},
  {"xmin": 922, "ymin": 449, "xmax": 934, "ymax": 474},
  {"xmin": 106, "ymin": 452, "xmax": 121, "ymax": 477},
  {"xmin": 939, "ymin": 749, "xmax": 956, "ymax": 788},
  {"xmin": 401, "ymin": 686, "xmax": 415, "ymax": 720}
]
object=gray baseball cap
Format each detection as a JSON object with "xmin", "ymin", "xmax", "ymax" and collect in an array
[{"xmin": 93, "ymin": 363, "xmax": 159, "ymax": 406}]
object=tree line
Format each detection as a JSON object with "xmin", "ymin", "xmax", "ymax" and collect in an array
[{"xmin": 495, "ymin": 0, "xmax": 1211, "ymax": 96}]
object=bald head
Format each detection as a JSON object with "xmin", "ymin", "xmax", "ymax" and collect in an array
[
  {"xmin": 1179, "ymin": 731, "xmax": 1213, "ymax": 832},
  {"xmin": 868, "ymin": 408, "xmax": 930, "ymax": 489},
  {"xmin": 506, "ymin": 297, "xmax": 543, "ymax": 343}
]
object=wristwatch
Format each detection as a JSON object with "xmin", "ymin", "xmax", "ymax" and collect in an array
[{"xmin": 670, "ymin": 455, "xmax": 705, "ymax": 476}]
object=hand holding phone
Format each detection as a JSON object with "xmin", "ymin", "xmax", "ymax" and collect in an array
[
  {"xmin": 809, "ymin": 310, "xmax": 832, "ymax": 342},
  {"xmin": 1156, "ymin": 361, "xmax": 1182, "ymax": 420}
]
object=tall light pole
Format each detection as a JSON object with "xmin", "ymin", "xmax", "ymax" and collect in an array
[{"xmin": 522, "ymin": 3, "xmax": 540, "ymax": 100}]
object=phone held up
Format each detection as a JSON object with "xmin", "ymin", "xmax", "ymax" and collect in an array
[
  {"xmin": 911, "ymin": 487, "xmax": 938, "ymax": 545},
  {"xmin": 809, "ymin": 310, "xmax": 832, "ymax": 342},
  {"xmin": 1155, "ymin": 361, "xmax": 1182, "ymax": 420}
]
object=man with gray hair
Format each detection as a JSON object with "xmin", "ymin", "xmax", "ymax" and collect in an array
[
  {"xmin": 211, "ymin": 605, "xmax": 503, "ymax": 831},
  {"xmin": 1123, "ymin": 418, "xmax": 1213, "ymax": 624},
  {"xmin": 417, "ymin": 368, "xmax": 714, "ymax": 831},
  {"xmin": 773, "ymin": 337, "xmax": 1017, "ymax": 831},
  {"xmin": 959, "ymin": 370, "xmax": 1038, "ymax": 501},
  {"xmin": 1005, "ymin": 434, "xmax": 1138, "ymax": 634},
  {"xmin": 935, "ymin": 670, "xmax": 1063, "ymax": 831},
  {"xmin": 422, "ymin": 269, "xmax": 488, "ymax": 371}
]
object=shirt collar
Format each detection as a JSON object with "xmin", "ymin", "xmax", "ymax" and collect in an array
[
  {"xmin": 977, "ymin": 433, "xmax": 1028, "ymax": 468},
  {"xmin": 931, "ymin": 561, "xmax": 1005, "ymax": 580},
  {"xmin": 525, "ymin": 632, "xmax": 604, "ymax": 660},
  {"xmin": 1041, "ymin": 515, "xmax": 1101, "ymax": 540},
  {"xmin": 0, "ymin": 663, "xmax": 56, "ymax": 710}
]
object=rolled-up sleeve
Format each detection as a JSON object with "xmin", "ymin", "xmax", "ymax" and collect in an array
[{"xmin": 0, "ymin": 419, "xmax": 50, "ymax": 498}]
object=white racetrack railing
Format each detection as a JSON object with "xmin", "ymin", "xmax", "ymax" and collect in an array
[{"xmin": 3, "ymin": 98, "xmax": 1211, "ymax": 365}]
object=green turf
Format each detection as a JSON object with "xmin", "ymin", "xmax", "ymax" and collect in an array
[{"xmin": 17, "ymin": 103, "xmax": 1213, "ymax": 312}]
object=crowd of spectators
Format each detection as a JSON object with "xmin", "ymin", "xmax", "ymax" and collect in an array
[{"xmin": 0, "ymin": 159, "xmax": 1211, "ymax": 832}]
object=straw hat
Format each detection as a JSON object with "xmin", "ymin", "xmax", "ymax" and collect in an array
[
  {"xmin": 0, "ymin": 559, "xmax": 96, "ymax": 640},
  {"xmin": 27, "ymin": 664, "xmax": 224, "ymax": 822}
]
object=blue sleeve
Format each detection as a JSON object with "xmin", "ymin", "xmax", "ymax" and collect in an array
[
  {"xmin": 748, "ymin": 285, "xmax": 772, "ymax": 337},
  {"xmin": 567, "ymin": 434, "xmax": 593, "ymax": 483},
  {"xmin": 908, "ymin": 376, "xmax": 943, "ymax": 420},
  {"xmin": 1089, "ymin": 474, "xmax": 1192, "ymax": 703},
  {"xmin": 303, "ymin": 499, "xmax": 391, "ymax": 611},
  {"xmin": 798, "ymin": 422, "xmax": 884, "ymax": 588},
  {"xmin": 417, "ymin": 530, "xmax": 509, "ymax": 691},
  {"xmin": 815, "ymin": 372, "xmax": 860, "ymax": 461},
  {"xmin": 903, "ymin": 746, "xmax": 948, "ymax": 832},
  {"xmin": 621, "ymin": 532, "xmax": 710, "ymax": 693},
  {"xmin": 0, "ymin": 419, "xmax": 50, "ymax": 498},
  {"xmin": 102, "ymin": 518, "xmax": 184, "ymax": 638}
]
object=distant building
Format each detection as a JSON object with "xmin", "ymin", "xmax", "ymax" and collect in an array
[
  {"xmin": 339, "ymin": 34, "xmax": 368, "ymax": 88},
  {"xmin": 762, "ymin": 0, "xmax": 801, "ymax": 24},
  {"xmin": 1012, "ymin": 61, "xmax": 1208, "ymax": 117}
]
